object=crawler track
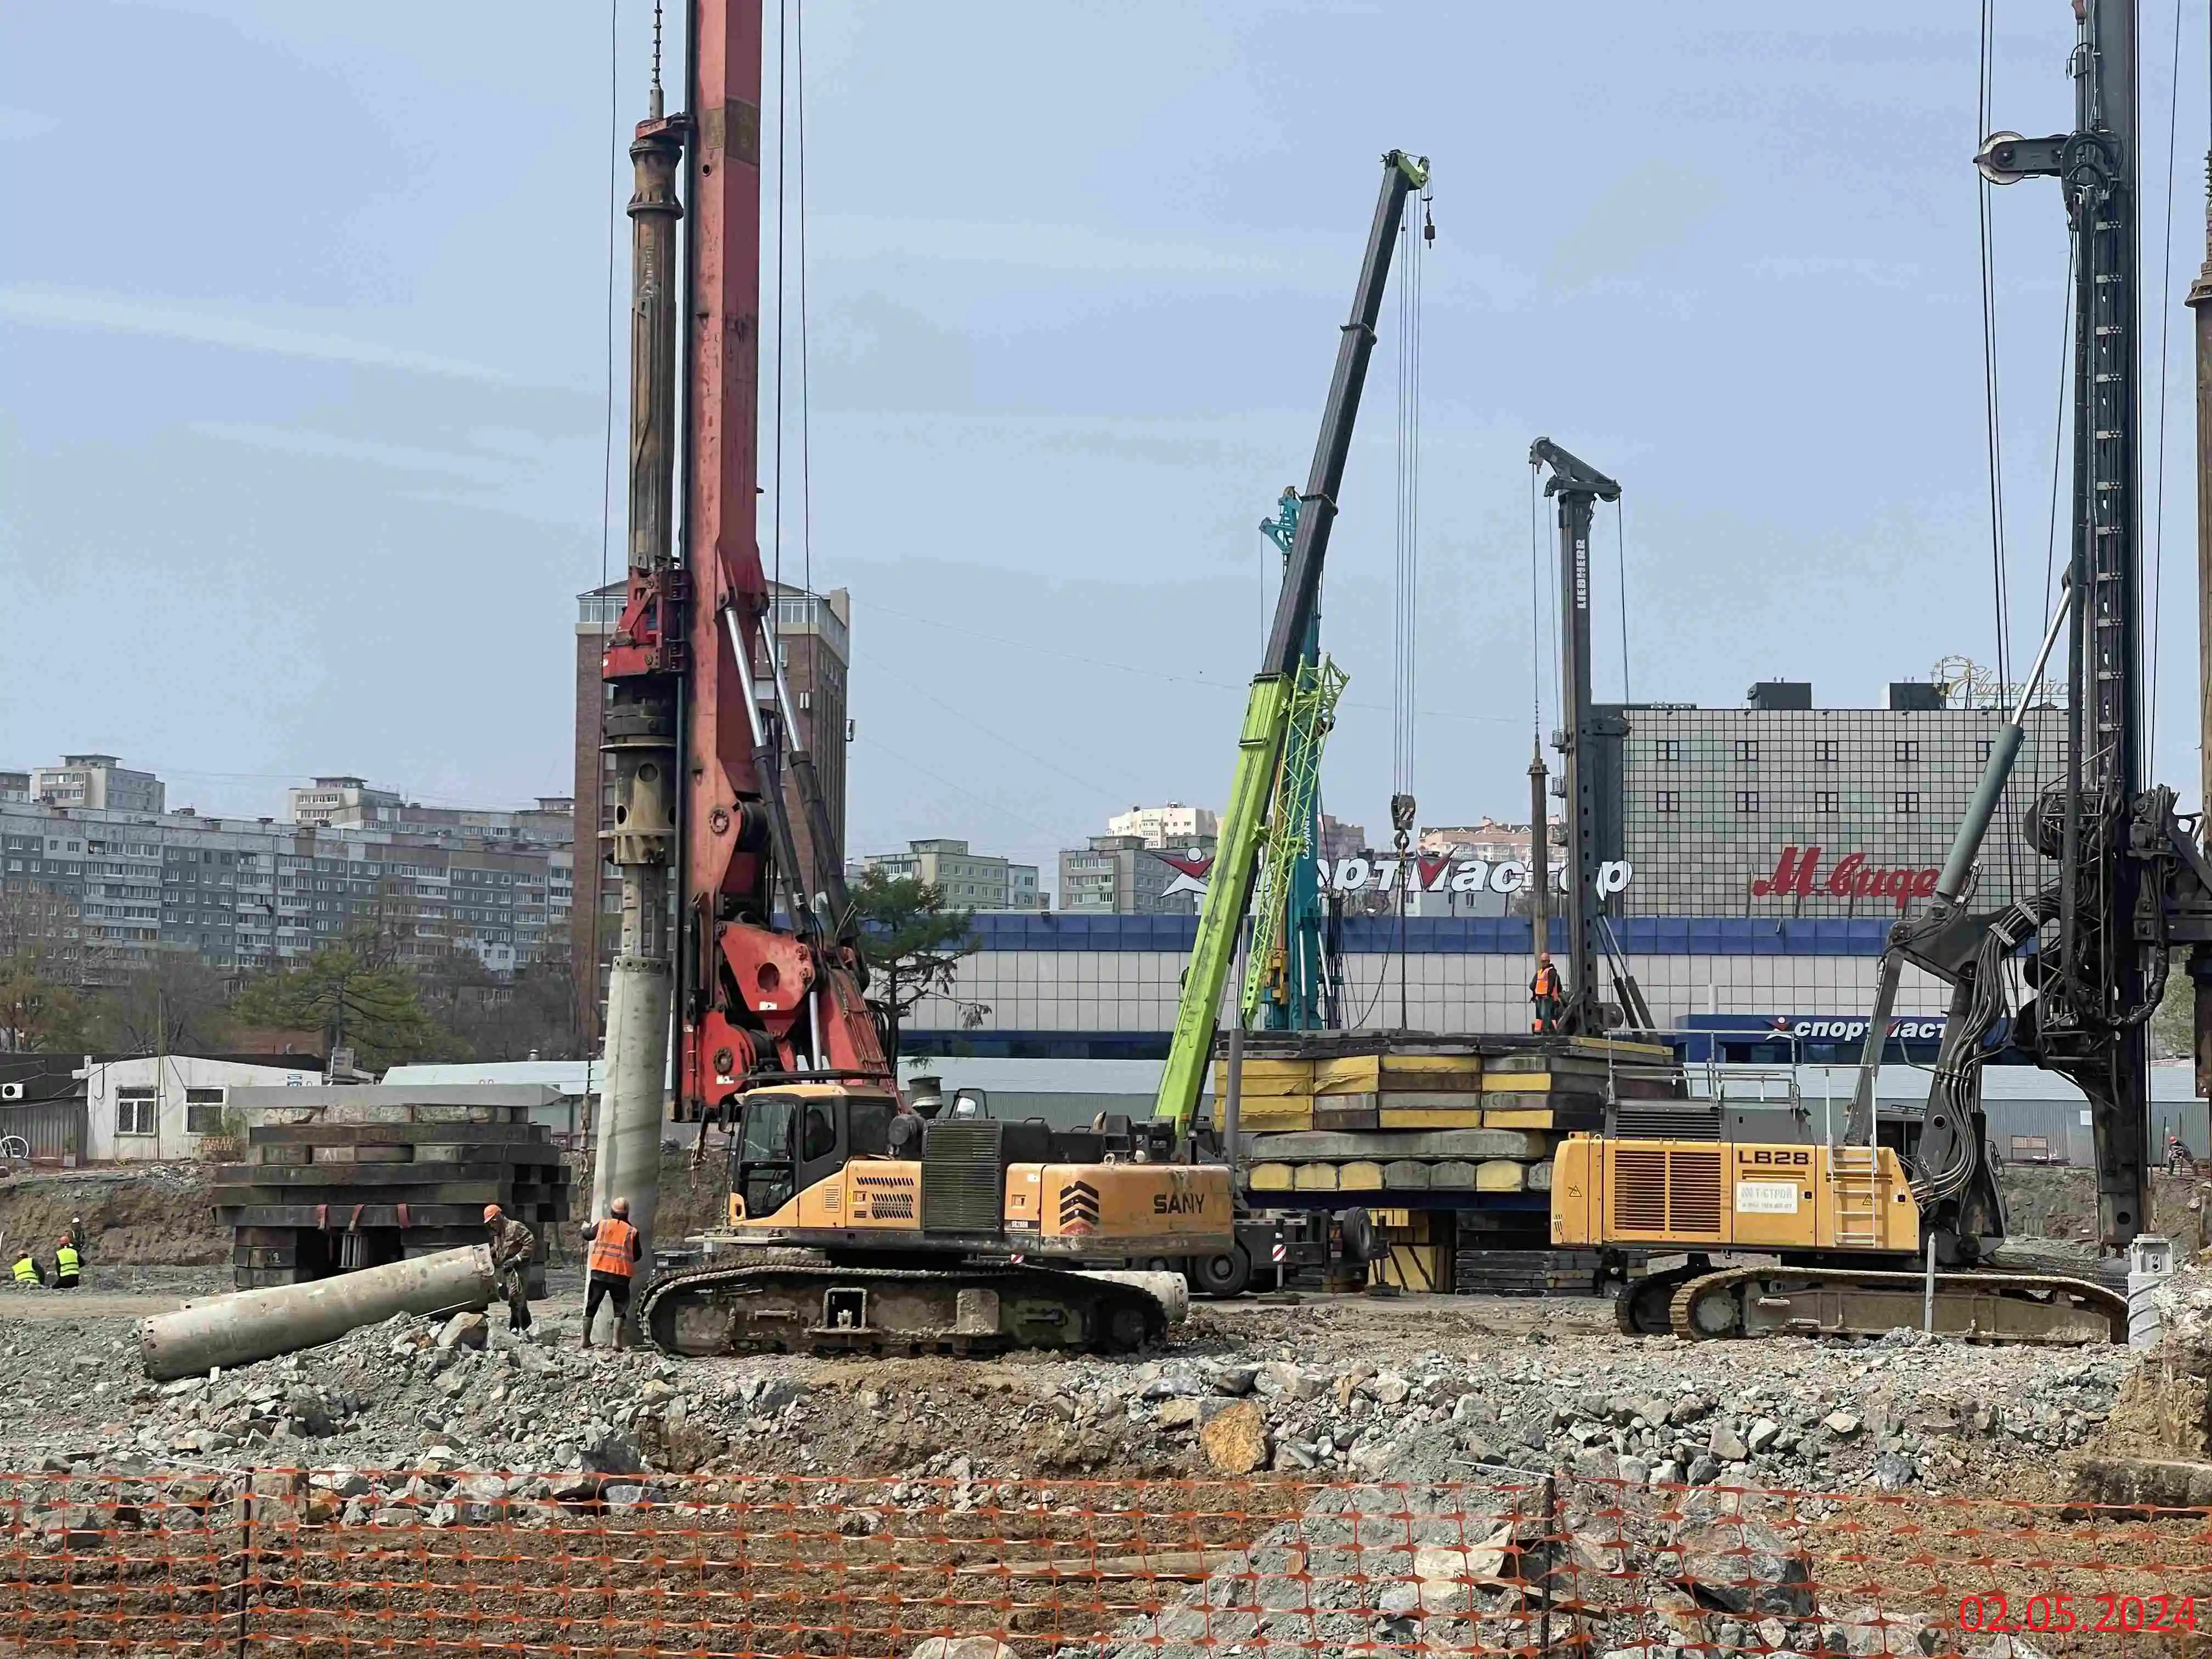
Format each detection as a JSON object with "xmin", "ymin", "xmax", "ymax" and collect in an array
[
  {"xmin": 1666, "ymin": 1262, "xmax": 2130, "ymax": 1345},
  {"xmin": 638, "ymin": 1256, "xmax": 1169, "ymax": 1358}
]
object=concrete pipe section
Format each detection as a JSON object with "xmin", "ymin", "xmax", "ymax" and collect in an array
[
  {"xmin": 139, "ymin": 1245, "xmax": 498, "ymax": 1382},
  {"xmin": 1075, "ymin": 1269, "xmax": 1191, "ymax": 1325}
]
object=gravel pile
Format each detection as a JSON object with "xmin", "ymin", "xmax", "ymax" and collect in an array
[
  {"xmin": 0, "ymin": 1280, "xmax": 2136, "ymax": 1511},
  {"xmin": 1099, "ymin": 1324, "xmax": 2125, "ymax": 1499}
]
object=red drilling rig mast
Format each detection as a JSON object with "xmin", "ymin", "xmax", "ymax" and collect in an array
[{"xmin": 592, "ymin": 0, "xmax": 885, "ymax": 1268}]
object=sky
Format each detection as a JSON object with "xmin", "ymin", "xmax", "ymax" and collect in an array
[{"xmin": 3, "ymin": 1, "xmax": 2209, "ymax": 895}]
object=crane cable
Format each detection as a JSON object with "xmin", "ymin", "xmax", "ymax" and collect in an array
[
  {"xmin": 1387, "ymin": 186, "xmax": 1431, "ymax": 1029},
  {"xmin": 2146, "ymin": 0, "xmax": 2183, "ymax": 769},
  {"xmin": 1528, "ymin": 464, "xmax": 1545, "ymax": 753},
  {"xmin": 1976, "ymin": 0, "xmax": 2013, "ymax": 696},
  {"xmin": 587, "ymin": 0, "xmax": 627, "ymax": 1052}
]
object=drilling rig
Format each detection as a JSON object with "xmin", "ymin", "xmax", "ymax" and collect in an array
[
  {"xmin": 590, "ymin": 0, "xmax": 1230, "ymax": 1358},
  {"xmin": 1558, "ymin": 0, "xmax": 2208, "ymax": 1341}
]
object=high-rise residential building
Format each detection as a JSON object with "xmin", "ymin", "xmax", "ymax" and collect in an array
[
  {"xmin": 0, "ymin": 771, "xmax": 31, "ymax": 804},
  {"xmin": 1058, "ymin": 833, "xmax": 1215, "ymax": 915},
  {"xmin": 1107, "ymin": 803, "xmax": 1220, "ymax": 849},
  {"xmin": 861, "ymin": 839, "xmax": 1041, "ymax": 911},
  {"xmin": 287, "ymin": 776, "xmax": 403, "ymax": 826},
  {"xmin": 572, "ymin": 579, "xmax": 851, "ymax": 1042},
  {"xmin": 0, "ymin": 798, "xmax": 568, "ymax": 979},
  {"xmin": 1316, "ymin": 813, "xmax": 1368, "ymax": 864},
  {"xmin": 286, "ymin": 777, "xmax": 571, "ymax": 849},
  {"xmin": 1420, "ymin": 818, "xmax": 1540, "ymax": 862},
  {"xmin": 30, "ymin": 755, "xmax": 164, "ymax": 815}
]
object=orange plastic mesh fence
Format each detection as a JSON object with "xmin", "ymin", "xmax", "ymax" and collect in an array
[{"xmin": 0, "ymin": 1465, "xmax": 2207, "ymax": 1657}]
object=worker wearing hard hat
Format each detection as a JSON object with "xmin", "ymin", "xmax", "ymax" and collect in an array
[
  {"xmin": 578, "ymin": 1197, "xmax": 642, "ymax": 1351},
  {"xmin": 1531, "ymin": 952, "xmax": 1564, "ymax": 1034},
  {"xmin": 52, "ymin": 1235, "xmax": 81, "ymax": 1289},
  {"xmin": 482, "ymin": 1204, "xmax": 538, "ymax": 1336},
  {"xmin": 10, "ymin": 1246, "xmax": 46, "ymax": 1288}
]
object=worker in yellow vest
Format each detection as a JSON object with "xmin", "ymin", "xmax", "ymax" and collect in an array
[
  {"xmin": 53, "ymin": 1237, "xmax": 81, "ymax": 1289},
  {"xmin": 11, "ymin": 1247, "xmax": 46, "ymax": 1288},
  {"xmin": 578, "ymin": 1197, "xmax": 642, "ymax": 1351}
]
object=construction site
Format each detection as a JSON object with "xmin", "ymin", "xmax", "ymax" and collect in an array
[{"xmin": 10, "ymin": 0, "xmax": 2212, "ymax": 1653}]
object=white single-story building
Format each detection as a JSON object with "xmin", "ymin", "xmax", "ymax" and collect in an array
[{"xmin": 79, "ymin": 1054, "xmax": 323, "ymax": 1164}]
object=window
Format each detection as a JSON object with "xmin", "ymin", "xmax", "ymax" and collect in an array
[
  {"xmin": 1815, "ymin": 791, "xmax": 1841, "ymax": 814},
  {"xmin": 1735, "ymin": 740, "xmax": 1758, "ymax": 763},
  {"xmin": 1655, "ymin": 791, "xmax": 1678, "ymax": 814},
  {"xmin": 185, "ymin": 1087, "xmax": 227, "ymax": 1136},
  {"xmin": 1815, "ymin": 741, "xmax": 1838, "ymax": 765},
  {"xmin": 1895, "ymin": 792, "xmax": 1920, "ymax": 815},
  {"xmin": 116, "ymin": 1087, "xmax": 157, "ymax": 1136},
  {"xmin": 847, "ymin": 1098, "xmax": 895, "ymax": 1157},
  {"xmin": 1735, "ymin": 791, "xmax": 1760, "ymax": 814},
  {"xmin": 1656, "ymin": 739, "xmax": 1681, "ymax": 763},
  {"xmin": 1894, "ymin": 740, "xmax": 1920, "ymax": 764}
]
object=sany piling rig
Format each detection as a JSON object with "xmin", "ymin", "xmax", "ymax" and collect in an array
[{"xmin": 593, "ymin": 2, "xmax": 884, "ymax": 1266}]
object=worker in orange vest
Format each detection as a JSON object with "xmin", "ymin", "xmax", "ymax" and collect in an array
[
  {"xmin": 578, "ymin": 1197, "xmax": 642, "ymax": 1351},
  {"xmin": 1531, "ymin": 952, "xmax": 1564, "ymax": 1034}
]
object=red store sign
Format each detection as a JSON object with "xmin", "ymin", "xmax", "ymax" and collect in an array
[{"xmin": 1751, "ymin": 845, "xmax": 1938, "ymax": 911}]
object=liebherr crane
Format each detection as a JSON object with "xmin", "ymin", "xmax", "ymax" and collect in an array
[
  {"xmin": 592, "ymin": 0, "xmax": 1230, "ymax": 1359},
  {"xmin": 1152, "ymin": 150, "xmax": 1431, "ymax": 1137}
]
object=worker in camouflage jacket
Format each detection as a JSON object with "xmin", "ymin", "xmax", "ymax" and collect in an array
[{"xmin": 483, "ymin": 1204, "xmax": 537, "ymax": 1334}]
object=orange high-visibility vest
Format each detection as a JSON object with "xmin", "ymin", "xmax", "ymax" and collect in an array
[
  {"xmin": 588, "ymin": 1217, "xmax": 639, "ymax": 1278},
  {"xmin": 1532, "ymin": 966, "xmax": 1562, "ymax": 1000}
]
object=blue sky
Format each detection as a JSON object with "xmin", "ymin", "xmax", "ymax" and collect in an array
[{"xmin": 2, "ymin": 2, "xmax": 2207, "ymax": 886}]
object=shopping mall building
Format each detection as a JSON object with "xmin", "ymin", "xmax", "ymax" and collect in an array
[{"xmin": 906, "ymin": 680, "xmax": 2077, "ymax": 1069}]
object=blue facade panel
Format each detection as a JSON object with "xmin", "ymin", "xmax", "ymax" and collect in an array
[{"xmin": 959, "ymin": 912, "xmax": 1893, "ymax": 957}]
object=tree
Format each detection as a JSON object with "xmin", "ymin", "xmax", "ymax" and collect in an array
[
  {"xmin": 82, "ymin": 952, "xmax": 235, "ymax": 1056},
  {"xmin": 851, "ymin": 868, "xmax": 983, "ymax": 1063},
  {"xmin": 2152, "ymin": 950, "xmax": 2193, "ymax": 1061},
  {"xmin": 419, "ymin": 941, "xmax": 584, "ymax": 1062},
  {"xmin": 231, "ymin": 928, "xmax": 458, "ymax": 1070},
  {"xmin": 0, "ymin": 957, "xmax": 89, "ymax": 1053}
]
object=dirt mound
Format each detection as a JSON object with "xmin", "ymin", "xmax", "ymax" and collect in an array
[
  {"xmin": 2090, "ymin": 1263, "xmax": 2212, "ymax": 1462},
  {"xmin": 0, "ymin": 1166, "xmax": 227, "ymax": 1266}
]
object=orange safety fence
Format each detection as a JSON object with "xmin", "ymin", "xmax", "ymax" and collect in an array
[{"xmin": 0, "ymin": 1464, "xmax": 2208, "ymax": 1657}]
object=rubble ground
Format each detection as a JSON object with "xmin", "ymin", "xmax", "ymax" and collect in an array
[{"xmin": 0, "ymin": 1267, "xmax": 2134, "ymax": 1509}]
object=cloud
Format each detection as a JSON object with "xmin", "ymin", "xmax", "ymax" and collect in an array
[
  {"xmin": 0, "ymin": 106, "xmax": 59, "ymax": 142},
  {"xmin": 0, "ymin": 287, "xmax": 517, "ymax": 382},
  {"xmin": 1545, "ymin": 161, "xmax": 1726, "ymax": 291},
  {"xmin": 187, "ymin": 420, "xmax": 516, "ymax": 481},
  {"xmin": 811, "ymin": 213, "xmax": 1316, "ymax": 281}
]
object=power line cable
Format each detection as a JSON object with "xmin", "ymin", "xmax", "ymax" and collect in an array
[{"xmin": 838, "ymin": 595, "xmax": 1522, "ymax": 724}]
